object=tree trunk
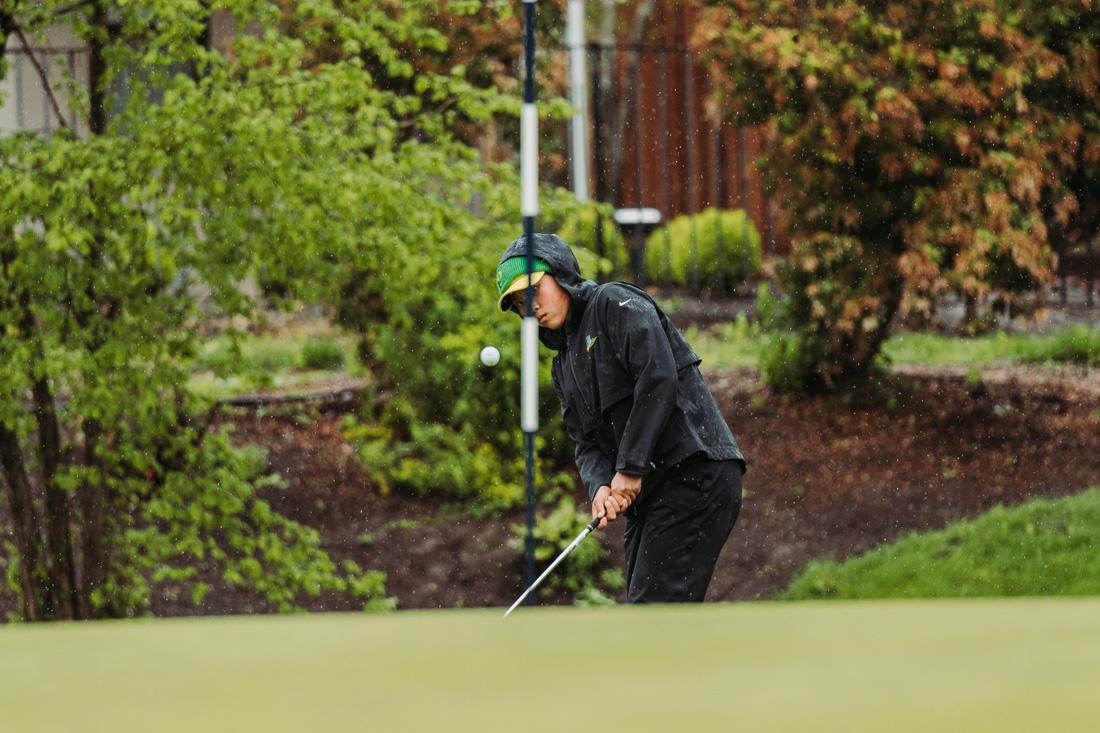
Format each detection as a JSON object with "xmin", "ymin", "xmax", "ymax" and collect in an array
[
  {"xmin": 963, "ymin": 292, "xmax": 979, "ymax": 328},
  {"xmin": 0, "ymin": 423, "xmax": 49, "ymax": 621},
  {"xmin": 71, "ymin": 1, "xmax": 112, "ymax": 619},
  {"xmin": 15, "ymin": 225, "xmax": 78, "ymax": 618},
  {"xmin": 32, "ymin": 375, "xmax": 78, "ymax": 620},
  {"xmin": 78, "ymin": 420, "xmax": 109, "ymax": 618},
  {"xmin": 89, "ymin": 3, "xmax": 109, "ymax": 136}
]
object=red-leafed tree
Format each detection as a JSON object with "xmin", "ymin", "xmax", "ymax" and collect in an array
[{"xmin": 695, "ymin": 0, "xmax": 1098, "ymax": 391}]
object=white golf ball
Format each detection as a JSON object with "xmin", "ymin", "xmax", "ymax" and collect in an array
[{"xmin": 480, "ymin": 346, "xmax": 500, "ymax": 367}]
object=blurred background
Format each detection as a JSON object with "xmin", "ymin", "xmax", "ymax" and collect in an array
[{"xmin": 0, "ymin": 0, "xmax": 1097, "ymax": 622}]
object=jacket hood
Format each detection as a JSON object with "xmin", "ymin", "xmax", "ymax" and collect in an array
[{"xmin": 497, "ymin": 232, "xmax": 598, "ymax": 350}]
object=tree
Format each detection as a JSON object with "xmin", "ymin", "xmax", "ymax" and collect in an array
[
  {"xmin": 0, "ymin": 0, "xmax": 503, "ymax": 620},
  {"xmin": 697, "ymin": 0, "xmax": 1096, "ymax": 391}
]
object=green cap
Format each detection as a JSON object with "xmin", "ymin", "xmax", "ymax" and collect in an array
[{"xmin": 496, "ymin": 257, "xmax": 552, "ymax": 311}]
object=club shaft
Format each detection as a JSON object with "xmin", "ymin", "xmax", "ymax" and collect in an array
[{"xmin": 503, "ymin": 517, "xmax": 600, "ymax": 618}]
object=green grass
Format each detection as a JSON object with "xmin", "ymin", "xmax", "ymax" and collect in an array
[
  {"xmin": 783, "ymin": 487, "xmax": 1100, "ymax": 601},
  {"xmin": 689, "ymin": 322, "xmax": 1100, "ymax": 371},
  {"xmin": 300, "ymin": 337, "xmax": 347, "ymax": 370},
  {"xmin": 2, "ymin": 600, "xmax": 1099, "ymax": 731},
  {"xmin": 683, "ymin": 315, "xmax": 762, "ymax": 369},
  {"xmin": 188, "ymin": 332, "xmax": 361, "ymax": 399},
  {"xmin": 883, "ymin": 325, "xmax": 1100, "ymax": 367}
]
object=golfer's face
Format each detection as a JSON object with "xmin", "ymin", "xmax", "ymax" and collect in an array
[{"xmin": 514, "ymin": 275, "xmax": 570, "ymax": 329}]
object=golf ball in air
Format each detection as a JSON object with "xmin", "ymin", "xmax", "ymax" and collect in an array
[{"xmin": 480, "ymin": 346, "xmax": 500, "ymax": 367}]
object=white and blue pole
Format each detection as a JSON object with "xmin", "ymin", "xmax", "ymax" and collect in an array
[{"xmin": 520, "ymin": 0, "xmax": 539, "ymax": 598}]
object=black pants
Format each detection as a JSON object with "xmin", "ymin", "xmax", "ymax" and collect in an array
[{"xmin": 623, "ymin": 456, "xmax": 743, "ymax": 603}]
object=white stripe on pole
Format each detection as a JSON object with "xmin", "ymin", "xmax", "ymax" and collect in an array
[
  {"xmin": 567, "ymin": 0, "xmax": 589, "ymax": 201},
  {"xmin": 521, "ymin": 316, "xmax": 539, "ymax": 432},
  {"xmin": 521, "ymin": 103, "xmax": 539, "ymax": 217}
]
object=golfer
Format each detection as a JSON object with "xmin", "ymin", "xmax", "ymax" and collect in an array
[{"xmin": 496, "ymin": 233, "xmax": 747, "ymax": 603}]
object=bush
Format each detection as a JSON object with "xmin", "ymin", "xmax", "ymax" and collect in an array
[
  {"xmin": 131, "ymin": 429, "xmax": 394, "ymax": 615},
  {"xmin": 756, "ymin": 282, "xmax": 831, "ymax": 394},
  {"xmin": 554, "ymin": 202, "xmax": 630, "ymax": 280},
  {"xmin": 511, "ymin": 496, "xmax": 621, "ymax": 605},
  {"xmin": 337, "ymin": 170, "xmax": 589, "ymax": 511},
  {"xmin": 644, "ymin": 208, "xmax": 761, "ymax": 293},
  {"xmin": 782, "ymin": 487, "xmax": 1100, "ymax": 600},
  {"xmin": 301, "ymin": 338, "xmax": 347, "ymax": 370},
  {"xmin": 757, "ymin": 235, "xmax": 901, "ymax": 393}
]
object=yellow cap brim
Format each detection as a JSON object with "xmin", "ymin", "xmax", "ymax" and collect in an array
[{"xmin": 497, "ymin": 270, "xmax": 546, "ymax": 312}]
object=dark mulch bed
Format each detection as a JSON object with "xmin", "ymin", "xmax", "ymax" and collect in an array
[
  {"xmin": 187, "ymin": 365, "xmax": 1100, "ymax": 612},
  {"xmin": 4, "ymin": 366, "xmax": 1099, "ymax": 617},
  {"xmin": 706, "ymin": 366, "xmax": 1100, "ymax": 602}
]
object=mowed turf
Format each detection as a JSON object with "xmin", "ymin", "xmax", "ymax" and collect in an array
[{"xmin": 3, "ymin": 598, "xmax": 1099, "ymax": 732}]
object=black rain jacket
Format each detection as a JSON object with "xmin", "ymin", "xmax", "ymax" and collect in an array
[{"xmin": 498, "ymin": 233, "xmax": 747, "ymax": 501}]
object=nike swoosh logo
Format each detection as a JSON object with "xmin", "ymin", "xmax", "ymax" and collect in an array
[{"xmin": 618, "ymin": 299, "xmax": 633, "ymax": 306}]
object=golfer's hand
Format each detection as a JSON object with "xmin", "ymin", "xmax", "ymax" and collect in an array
[
  {"xmin": 610, "ymin": 472, "xmax": 642, "ymax": 507},
  {"xmin": 592, "ymin": 485, "xmax": 618, "ymax": 529},
  {"xmin": 592, "ymin": 474, "xmax": 641, "ymax": 529}
]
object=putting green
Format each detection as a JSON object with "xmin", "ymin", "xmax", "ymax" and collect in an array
[{"xmin": 3, "ymin": 598, "xmax": 1099, "ymax": 732}]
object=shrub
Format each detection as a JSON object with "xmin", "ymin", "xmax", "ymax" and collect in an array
[
  {"xmin": 301, "ymin": 338, "xmax": 347, "ymax": 370},
  {"xmin": 757, "ymin": 235, "xmax": 900, "ymax": 393},
  {"xmin": 644, "ymin": 208, "xmax": 761, "ymax": 293},
  {"xmin": 131, "ymin": 430, "xmax": 393, "ymax": 614},
  {"xmin": 511, "ymin": 496, "xmax": 621, "ymax": 605},
  {"xmin": 554, "ymin": 202, "xmax": 630, "ymax": 280},
  {"xmin": 337, "ymin": 173, "xmax": 588, "ymax": 511}
]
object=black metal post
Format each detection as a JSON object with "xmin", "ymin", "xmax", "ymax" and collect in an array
[{"xmin": 521, "ymin": 0, "xmax": 537, "ymax": 602}]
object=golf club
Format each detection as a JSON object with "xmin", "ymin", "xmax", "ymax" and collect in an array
[{"xmin": 502, "ymin": 514, "xmax": 603, "ymax": 618}]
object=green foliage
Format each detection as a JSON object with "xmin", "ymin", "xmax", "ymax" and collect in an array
[
  {"xmin": 682, "ymin": 314, "xmax": 764, "ymax": 370},
  {"xmin": 127, "ymin": 428, "xmax": 392, "ymax": 614},
  {"xmin": 701, "ymin": 0, "xmax": 1100, "ymax": 389},
  {"xmin": 336, "ymin": 175, "xmax": 590, "ymax": 511},
  {"xmin": 644, "ymin": 208, "xmax": 761, "ymax": 294},
  {"xmin": 0, "ymin": 0, "xmax": 507, "ymax": 619},
  {"xmin": 511, "ymin": 496, "xmax": 618, "ymax": 605},
  {"xmin": 552, "ymin": 202, "xmax": 629, "ymax": 280},
  {"xmin": 301, "ymin": 338, "xmax": 347, "ymax": 371},
  {"xmin": 783, "ymin": 487, "xmax": 1100, "ymax": 600}
]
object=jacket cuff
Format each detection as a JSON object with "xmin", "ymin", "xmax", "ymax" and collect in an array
[
  {"xmin": 614, "ymin": 460, "xmax": 649, "ymax": 477},
  {"xmin": 587, "ymin": 473, "xmax": 615, "ymax": 500}
]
